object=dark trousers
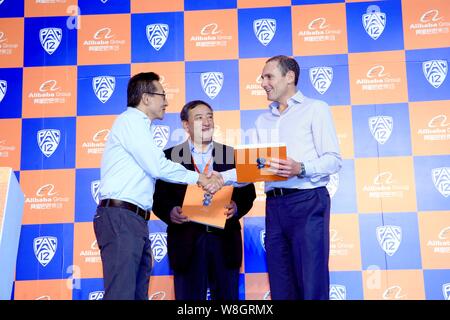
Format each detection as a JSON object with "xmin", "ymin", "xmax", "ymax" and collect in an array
[
  {"xmin": 93, "ymin": 207, "xmax": 152, "ymax": 300},
  {"xmin": 265, "ymin": 187, "xmax": 330, "ymax": 300},
  {"xmin": 173, "ymin": 232, "xmax": 239, "ymax": 300}
]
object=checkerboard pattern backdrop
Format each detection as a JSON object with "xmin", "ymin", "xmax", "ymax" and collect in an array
[{"xmin": 0, "ymin": 0, "xmax": 449, "ymax": 300}]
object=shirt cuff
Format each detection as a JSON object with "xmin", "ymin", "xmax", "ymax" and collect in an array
[
  {"xmin": 186, "ymin": 171, "xmax": 200, "ymax": 184},
  {"xmin": 220, "ymin": 169, "xmax": 237, "ymax": 185}
]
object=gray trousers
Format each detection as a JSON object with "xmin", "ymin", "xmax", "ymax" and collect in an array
[{"xmin": 93, "ymin": 206, "xmax": 152, "ymax": 300}]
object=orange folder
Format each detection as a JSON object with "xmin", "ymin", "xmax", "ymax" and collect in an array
[
  {"xmin": 234, "ymin": 143, "xmax": 287, "ymax": 183},
  {"xmin": 182, "ymin": 185, "xmax": 233, "ymax": 229}
]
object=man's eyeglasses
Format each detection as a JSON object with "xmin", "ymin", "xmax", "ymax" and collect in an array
[{"xmin": 145, "ymin": 92, "xmax": 166, "ymax": 100}]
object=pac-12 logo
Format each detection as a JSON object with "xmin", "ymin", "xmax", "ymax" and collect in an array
[
  {"xmin": 152, "ymin": 125, "xmax": 170, "ymax": 149},
  {"xmin": 200, "ymin": 72, "xmax": 224, "ymax": 100},
  {"xmin": 362, "ymin": 5, "xmax": 386, "ymax": 40},
  {"xmin": 260, "ymin": 229, "xmax": 266, "ymax": 251},
  {"xmin": 0, "ymin": 80, "xmax": 6, "ymax": 103},
  {"xmin": 431, "ymin": 167, "xmax": 450, "ymax": 198},
  {"xmin": 368, "ymin": 116, "xmax": 393, "ymax": 145},
  {"xmin": 422, "ymin": 60, "xmax": 447, "ymax": 89},
  {"xmin": 309, "ymin": 67, "xmax": 333, "ymax": 95},
  {"xmin": 92, "ymin": 76, "xmax": 115, "ymax": 103},
  {"xmin": 442, "ymin": 283, "xmax": 450, "ymax": 300},
  {"xmin": 37, "ymin": 129, "xmax": 61, "ymax": 158},
  {"xmin": 33, "ymin": 236, "xmax": 58, "ymax": 267},
  {"xmin": 91, "ymin": 180, "xmax": 100, "ymax": 205},
  {"xmin": 39, "ymin": 28, "xmax": 62, "ymax": 55},
  {"xmin": 329, "ymin": 284, "xmax": 347, "ymax": 300},
  {"xmin": 376, "ymin": 225, "xmax": 402, "ymax": 256},
  {"xmin": 253, "ymin": 19, "xmax": 276, "ymax": 46},
  {"xmin": 146, "ymin": 24, "xmax": 169, "ymax": 51},
  {"xmin": 149, "ymin": 232, "xmax": 168, "ymax": 263},
  {"xmin": 88, "ymin": 291, "xmax": 104, "ymax": 300},
  {"xmin": 326, "ymin": 173, "xmax": 339, "ymax": 198}
]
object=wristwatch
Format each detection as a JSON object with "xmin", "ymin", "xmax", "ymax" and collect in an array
[{"xmin": 297, "ymin": 162, "xmax": 306, "ymax": 179}]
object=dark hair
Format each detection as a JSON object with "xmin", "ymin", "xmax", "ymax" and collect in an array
[
  {"xmin": 180, "ymin": 100, "xmax": 214, "ymax": 122},
  {"xmin": 127, "ymin": 72, "xmax": 160, "ymax": 107},
  {"xmin": 266, "ymin": 55, "xmax": 300, "ymax": 85}
]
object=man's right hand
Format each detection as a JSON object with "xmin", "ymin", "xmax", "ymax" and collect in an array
[
  {"xmin": 198, "ymin": 171, "xmax": 224, "ymax": 194},
  {"xmin": 170, "ymin": 206, "xmax": 189, "ymax": 224}
]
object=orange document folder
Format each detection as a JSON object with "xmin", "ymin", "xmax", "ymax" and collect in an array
[
  {"xmin": 234, "ymin": 143, "xmax": 287, "ymax": 183},
  {"xmin": 182, "ymin": 185, "xmax": 233, "ymax": 229}
]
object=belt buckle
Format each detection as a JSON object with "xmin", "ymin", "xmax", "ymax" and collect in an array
[{"xmin": 206, "ymin": 225, "xmax": 213, "ymax": 233}]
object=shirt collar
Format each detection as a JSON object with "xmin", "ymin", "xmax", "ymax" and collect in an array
[
  {"xmin": 269, "ymin": 90, "xmax": 304, "ymax": 116},
  {"xmin": 128, "ymin": 106, "xmax": 149, "ymax": 119},
  {"xmin": 188, "ymin": 139, "xmax": 213, "ymax": 155}
]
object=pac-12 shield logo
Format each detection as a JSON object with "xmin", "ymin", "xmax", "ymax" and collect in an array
[
  {"xmin": 253, "ymin": 19, "xmax": 276, "ymax": 46},
  {"xmin": 92, "ymin": 76, "xmax": 115, "ymax": 103},
  {"xmin": 309, "ymin": 67, "xmax": 333, "ymax": 95},
  {"xmin": 431, "ymin": 167, "xmax": 450, "ymax": 198},
  {"xmin": 0, "ymin": 80, "xmax": 6, "ymax": 103},
  {"xmin": 33, "ymin": 236, "xmax": 57, "ymax": 267},
  {"xmin": 152, "ymin": 125, "xmax": 170, "ymax": 149},
  {"xmin": 91, "ymin": 180, "xmax": 100, "ymax": 205},
  {"xmin": 368, "ymin": 116, "xmax": 393, "ymax": 145},
  {"xmin": 149, "ymin": 232, "xmax": 168, "ymax": 263},
  {"xmin": 200, "ymin": 72, "xmax": 224, "ymax": 100},
  {"xmin": 376, "ymin": 225, "xmax": 402, "ymax": 257},
  {"xmin": 88, "ymin": 291, "xmax": 104, "ymax": 300},
  {"xmin": 146, "ymin": 24, "xmax": 169, "ymax": 51},
  {"xmin": 326, "ymin": 173, "xmax": 339, "ymax": 198},
  {"xmin": 260, "ymin": 229, "xmax": 266, "ymax": 251},
  {"xmin": 362, "ymin": 5, "xmax": 386, "ymax": 40},
  {"xmin": 329, "ymin": 284, "xmax": 347, "ymax": 300},
  {"xmin": 39, "ymin": 28, "xmax": 62, "ymax": 55},
  {"xmin": 422, "ymin": 60, "xmax": 447, "ymax": 89},
  {"xmin": 37, "ymin": 129, "xmax": 61, "ymax": 158},
  {"xmin": 442, "ymin": 283, "xmax": 450, "ymax": 300}
]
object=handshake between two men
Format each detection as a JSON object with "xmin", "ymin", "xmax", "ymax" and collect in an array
[{"xmin": 197, "ymin": 171, "xmax": 224, "ymax": 195}]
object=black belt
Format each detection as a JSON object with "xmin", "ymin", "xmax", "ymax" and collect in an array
[
  {"xmin": 99, "ymin": 199, "xmax": 150, "ymax": 221},
  {"xmin": 266, "ymin": 188, "xmax": 302, "ymax": 198}
]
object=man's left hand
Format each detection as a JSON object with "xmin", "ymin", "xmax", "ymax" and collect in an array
[{"xmin": 269, "ymin": 157, "xmax": 301, "ymax": 178}]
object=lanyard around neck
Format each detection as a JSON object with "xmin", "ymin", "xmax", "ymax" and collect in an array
[{"xmin": 192, "ymin": 156, "xmax": 213, "ymax": 174}]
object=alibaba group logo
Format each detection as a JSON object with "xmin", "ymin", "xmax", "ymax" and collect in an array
[
  {"xmin": 39, "ymin": 80, "xmax": 60, "ymax": 92},
  {"xmin": 420, "ymin": 9, "xmax": 442, "ymax": 23},
  {"xmin": 367, "ymin": 65, "xmax": 389, "ymax": 78},
  {"xmin": 428, "ymin": 115, "xmax": 449, "ymax": 128},
  {"xmin": 92, "ymin": 129, "xmax": 110, "ymax": 142},
  {"xmin": 373, "ymin": 172, "xmax": 394, "ymax": 185},
  {"xmin": 329, "ymin": 229, "xmax": 342, "ymax": 242},
  {"xmin": 36, "ymin": 184, "xmax": 58, "ymax": 197},
  {"xmin": 149, "ymin": 291, "xmax": 166, "ymax": 300},
  {"xmin": 382, "ymin": 285, "xmax": 406, "ymax": 300},
  {"xmin": 93, "ymin": 27, "xmax": 114, "ymax": 40},
  {"xmin": 200, "ymin": 23, "xmax": 221, "ymax": 35},
  {"xmin": 91, "ymin": 240, "xmax": 99, "ymax": 250},
  {"xmin": 438, "ymin": 226, "xmax": 450, "ymax": 240},
  {"xmin": 0, "ymin": 31, "xmax": 7, "ymax": 43},
  {"xmin": 308, "ymin": 17, "xmax": 329, "ymax": 30}
]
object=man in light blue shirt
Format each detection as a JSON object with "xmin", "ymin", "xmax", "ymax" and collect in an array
[
  {"xmin": 255, "ymin": 55, "xmax": 342, "ymax": 300},
  {"xmin": 93, "ymin": 72, "xmax": 223, "ymax": 300}
]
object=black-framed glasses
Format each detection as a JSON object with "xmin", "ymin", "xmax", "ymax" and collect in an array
[{"xmin": 145, "ymin": 92, "xmax": 166, "ymax": 100}]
